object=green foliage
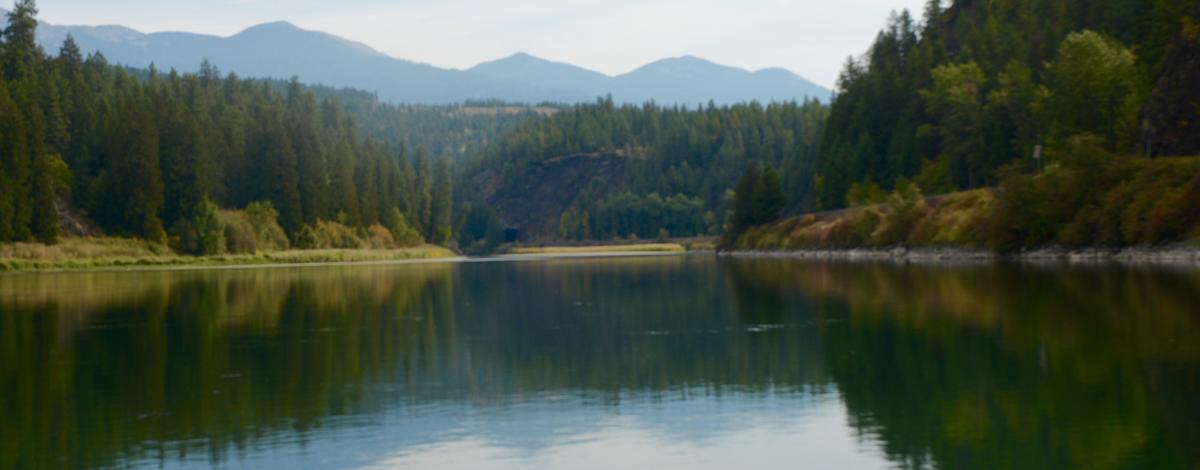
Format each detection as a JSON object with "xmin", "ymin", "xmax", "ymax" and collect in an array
[
  {"xmin": 738, "ymin": 155, "xmax": 1200, "ymax": 253},
  {"xmin": 731, "ymin": 163, "xmax": 762, "ymax": 235},
  {"xmin": 385, "ymin": 207, "xmax": 424, "ymax": 248},
  {"xmin": 0, "ymin": 3, "xmax": 457, "ymax": 249},
  {"xmin": 1039, "ymin": 30, "xmax": 1146, "ymax": 152},
  {"xmin": 31, "ymin": 153, "xmax": 66, "ymax": 243},
  {"xmin": 193, "ymin": 198, "xmax": 224, "ymax": 255},
  {"xmin": 846, "ymin": 181, "xmax": 888, "ymax": 207},
  {"xmin": 817, "ymin": 0, "xmax": 1188, "ymax": 208},
  {"xmin": 308, "ymin": 219, "xmax": 365, "ymax": 249},
  {"xmin": 873, "ymin": 181, "xmax": 927, "ymax": 246},
  {"xmin": 590, "ymin": 192, "xmax": 707, "ymax": 241},
  {"xmin": 559, "ymin": 206, "xmax": 591, "ymax": 241},
  {"xmin": 991, "ymin": 150, "xmax": 1200, "ymax": 250},
  {"xmin": 464, "ymin": 98, "xmax": 829, "ymax": 240},
  {"xmin": 215, "ymin": 201, "xmax": 289, "ymax": 254},
  {"xmin": 922, "ymin": 62, "xmax": 987, "ymax": 187},
  {"xmin": 456, "ymin": 202, "xmax": 505, "ymax": 253},
  {"xmin": 172, "ymin": 197, "xmax": 225, "ymax": 255},
  {"xmin": 754, "ymin": 166, "xmax": 786, "ymax": 225},
  {"xmin": 429, "ymin": 158, "xmax": 454, "ymax": 245},
  {"xmin": 727, "ymin": 164, "xmax": 786, "ymax": 243},
  {"xmin": 291, "ymin": 218, "xmax": 425, "ymax": 251}
]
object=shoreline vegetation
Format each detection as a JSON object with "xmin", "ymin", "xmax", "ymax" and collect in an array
[
  {"xmin": 501, "ymin": 243, "xmax": 689, "ymax": 255},
  {"xmin": 725, "ymin": 153, "xmax": 1200, "ymax": 263},
  {"xmin": 0, "ymin": 237, "xmax": 457, "ymax": 272},
  {"xmin": 722, "ymin": 247, "xmax": 1200, "ymax": 264},
  {"xmin": 0, "ymin": 238, "xmax": 711, "ymax": 273}
]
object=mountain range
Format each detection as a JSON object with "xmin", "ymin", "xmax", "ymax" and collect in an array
[{"xmin": 18, "ymin": 11, "xmax": 831, "ymax": 105}]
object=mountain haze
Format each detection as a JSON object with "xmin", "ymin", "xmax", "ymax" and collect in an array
[
  {"xmin": 32, "ymin": 18, "xmax": 584, "ymax": 104},
  {"xmin": 472, "ymin": 54, "xmax": 831, "ymax": 105},
  {"xmin": 28, "ymin": 15, "xmax": 830, "ymax": 105},
  {"xmin": 612, "ymin": 56, "xmax": 830, "ymax": 105},
  {"xmin": 470, "ymin": 52, "xmax": 613, "ymax": 98}
]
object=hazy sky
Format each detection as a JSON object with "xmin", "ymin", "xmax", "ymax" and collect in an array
[{"xmin": 36, "ymin": 0, "xmax": 928, "ymax": 88}]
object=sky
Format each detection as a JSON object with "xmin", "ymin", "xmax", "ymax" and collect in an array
[{"xmin": 35, "ymin": 0, "xmax": 929, "ymax": 89}]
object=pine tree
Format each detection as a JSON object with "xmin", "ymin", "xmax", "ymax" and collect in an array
[
  {"xmin": 753, "ymin": 166, "xmax": 785, "ymax": 225},
  {"xmin": 157, "ymin": 79, "xmax": 205, "ymax": 227},
  {"xmin": 253, "ymin": 101, "xmax": 302, "ymax": 234},
  {"xmin": 0, "ymin": 75, "xmax": 25, "ymax": 242},
  {"xmin": 286, "ymin": 78, "xmax": 327, "ymax": 224},
  {"xmin": 108, "ymin": 95, "xmax": 166, "ymax": 241},
  {"xmin": 429, "ymin": 158, "xmax": 454, "ymax": 244},
  {"xmin": 2, "ymin": 0, "xmax": 40, "ymax": 81},
  {"xmin": 322, "ymin": 100, "xmax": 359, "ymax": 223},
  {"xmin": 729, "ymin": 163, "xmax": 762, "ymax": 235},
  {"xmin": 31, "ymin": 152, "xmax": 64, "ymax": 243},
  {"xmin": 413, "ymin": 149, "xmax": 432, "ymax": 236}
]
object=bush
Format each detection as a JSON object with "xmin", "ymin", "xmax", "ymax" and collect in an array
[
  {"xmin": 168, "ymin": 219, "xmax": 201, "ymax": 255},
  {"xmin": 219, "ymin": 211, "xmax": 258, "ymax": 253},
  {"xmin": 194, "ymin": 198, "xmax": 225, "ymax": 255},
  {"xmin": 873, "ymin": 183, "xmax": 926, "ymax": 246},
  {"xmin": 245, "ymin": 201, "xmax": 289, "ymax": 251},
  {"xmin": 215, "ymin": 200, "xmax": 290, "ymax": 254},
  {"xmin": 294, "ymin": 224, "xmax": 320, "ymax": 250},
  {"xmin": 366, "ymin": 224, "xmax": 395, "ymax": 249},
  {"xmin": 168, "ymin": 198, "xmax": 225, "ymax": 255},
  {"xmin": 385, "ymin": 207, "xmax": 425, "ymax": 247},
  {"xmin": 315, "ymin": 219, "xmax": 364, "ymax": 249}
]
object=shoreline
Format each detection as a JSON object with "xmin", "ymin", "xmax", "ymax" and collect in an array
[
  {"xmin": 501, "ymin": 243, "xmax": 688, "ymax": 255},
  {"xmin": 0, "ymin": 246, "xmax": 706, "ymax": 275},
  {"xmin": 720, "ymin": 246, "xmax": 1200, "ymax": 265},
  {"xmin": 0, "ymin": 245, "xmax": 460, "ymax": 274}
]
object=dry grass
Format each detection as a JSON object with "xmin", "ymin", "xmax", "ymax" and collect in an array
[
  {"xmin": 0, "ymin": 237, "xmax": 457, "ymax": 272},
  {"xmin": 735, "ymin": 190, "xmax": 996, "ymax": 251}
]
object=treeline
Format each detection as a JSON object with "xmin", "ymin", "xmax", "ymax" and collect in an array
[
  {"xmin": 0, "ymin": 0, "xmax": 453, "ymax": 250},
  {"xmin": 465, "ymin": 98, "xmax": 828, "ymax": 240},
  {"xmin": 562, "ymin": 192, "xmax": 711, "ymax": 241},
  {"xmin": 295, "ymin": 85, "xmax": 549, "ymax": 160},
  {"xmin": 816, "ymin": 0, "xmax": 1200, "ymax": 210},
  {"xmin": 732, "ymin": 146, "xmax": 1200, "ymax": 253}
]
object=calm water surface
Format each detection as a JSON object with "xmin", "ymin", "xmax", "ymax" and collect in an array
[{"xmin": 1, "ymin": 255, "xmax": 1199, "ymax": 469}]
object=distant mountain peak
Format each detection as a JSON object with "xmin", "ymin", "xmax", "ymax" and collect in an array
[
  {"xmin": 236, "ymin": 21, "xmax": 303, "ymax": 36},
  {"xmin": 33, "ymin": 17, "xmax": 830, "ymax": 105}
]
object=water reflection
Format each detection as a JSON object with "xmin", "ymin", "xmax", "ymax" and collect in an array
[{"xmin": 1, "ymin": 257, "xmax": 1198, "ymax": 469}]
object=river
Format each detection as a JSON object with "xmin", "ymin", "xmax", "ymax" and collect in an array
[{"xmin": 1, "ymin": 255, "xmax": 1197, "ymax": 469}]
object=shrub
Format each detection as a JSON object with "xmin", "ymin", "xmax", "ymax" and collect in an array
[
  {"xmin": 385, "ymin": 208, "xmax": 425, "ymax": 247},
  {"xmin": 215, "ymin": 201, "xmax": 289, "ymax": 254},
  {"xmin": 294, "ymin": 224, "xmax": 320, "ymax": 250},
  {"xmin": 245, "ymin": 201, "xmax": 289, "ymax": 251},
  {"xmin": 219, "ymin": 211, "xmax": 258, "ymax": 253},
  {"xmin": 194, "ymin": 198, "xmax": 225, "ymax": 255},
  {"xmin": 367, "ymin": 224, "xmax": 395, "ymax": 249},
  {"xmin": 873, "ymin": 183, "xmax": 927, "ymax": 246},
  {"xmin": 168, "ymin": 219, "xmax": 201, "ymax": 255},
  {"xmin": 168, "ymin": 198, "xmax": 225, "ymax": 255},
  {"xmin": 295, "ymin": 219, "xmax": 368, "ymax": 249}
]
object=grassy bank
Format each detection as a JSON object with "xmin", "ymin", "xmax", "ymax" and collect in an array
[
  {"xmin": 503, "ymin": 243, "xmax": 688, "ymax": 255},
  {"xmin": 0, "ymin": 238, "xmax": 457, "ymax": 272},
  {"xmin": 733, "ymin": 155, "xmax": 1200, "ymax": 253}
]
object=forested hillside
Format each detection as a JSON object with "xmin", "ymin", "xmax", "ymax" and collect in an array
[
  {"xmin": 816, "ymin": 0, "xmax": 1200, "ymax": 209},
  {"xmin": 295, "ymin": 86, "xmax": 553, "ymax": 160},
  {"xmin": 0, "ymin": 0, "xmax": 454, "ymax": 251},
  {"xmin": 459, "ymin": 98, "xmax": 827, "ymax": 244},
  {"xmin": 5, "ymin": 0, "xmax": 1199, "ymax": 256},
  {"xmin": 728, "ymin": 0, "xmax": 1200, "ymax": 253}
]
